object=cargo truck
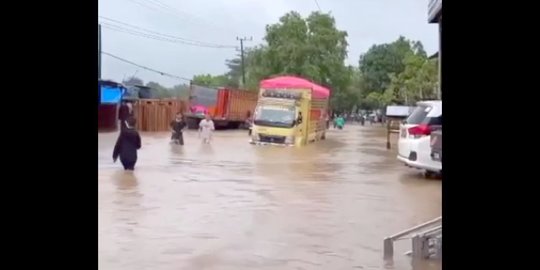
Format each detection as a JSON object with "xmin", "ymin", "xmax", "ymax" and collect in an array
[
  {"xmin": 185, "ymin": 85, "xmax": 258, "ymax": 129},
  {"xmin": 250, "ymin": 76, "xmax": 330, "ymax": 146}
]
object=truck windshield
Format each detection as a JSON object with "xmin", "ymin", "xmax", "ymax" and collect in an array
[{"xmin": 254, "ymin": 106, "xmax": 296, "ymax": 128}]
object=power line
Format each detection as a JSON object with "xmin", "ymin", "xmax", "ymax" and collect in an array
[
  {"xmin": 126, "ymin": 0, "xmax": 239, "ymax": 36},
  {"xmin": 99, "ymin": 16, "xmax": 237, "ymax": 48},
  {"xmin": 144, "ymin": 0, "xmax": 237, "ymax": 34},
  {"xmin": 125, "ymin": 0, "xmax": 171, "ymax": 16},
  {"xmin": 100, "ymin": 23, "xmax": 235, "ymax": 48},
  {"xmin": 314, "ymin": 0, "xmax": 322, "ymax": 11},
  {"xmin": 101, "ymin": 24, "xmax": 235, "ymax": 49},
  {"xmin": 101, "ymin": 23, "xmax": 191, "ymax": 44},
  {"xmin": 102, "ymin": 51, "xmax": 191, "ymax": 82},
  {"xmin": 100, "ymin": 16, "xmax": 207, "ymax": 44},
  {"xmin": 145, "ymin": 0, "xmax": 171, "ymax": 9}
]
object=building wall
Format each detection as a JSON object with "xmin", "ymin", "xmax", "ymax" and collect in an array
[{"xmin": 428, "ymin": 0, "xmax": 442, "ymax": 23}]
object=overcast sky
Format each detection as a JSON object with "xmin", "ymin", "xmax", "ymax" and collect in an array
[{"xmin": 99, "ymin": 0, "xmax": 438, "ymax": 87}]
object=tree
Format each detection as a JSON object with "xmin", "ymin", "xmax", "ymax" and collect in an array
[
  {"xmin": 411, "ymin": 59, "xmax": 439, "ymax": 101},
  {"xmin": 260, "ymin": 11, "xmax": 348, "ymax": 85},
  {"xmin": 235, "ymin": 11, "xmax": 351, "ymax": 110},
  {"xmin": 123, "ymin": 76, "xmax": 144, "ymax": 86},
  {"xmin": 244, "ymin": 46, "xmax": 273, "ymax": 90},
  {"xmin": 384, "ymin": 54, "xmax": 438, "ymax": 105},
  {"xmin": 224, "ymin": 54, "xmax": 242, "ymax": 88},
  {"xmin": 146, "ymin": 81, "xmax": 171, "ymax": 98},
  {"xmin": 170, "ymin": 84, "xmax": 190, "ymax": 99},
  {"xmin": 359, "ymin": 36, "xmax": 426, "ymax": 95},
  {"xmin": 191, "ymin": 74, "xmax": 231, "ymax": 88}
]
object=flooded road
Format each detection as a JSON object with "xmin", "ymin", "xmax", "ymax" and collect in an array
[{"xmin": 98, "ymin": 125, "xmax": 441, "ymax": 270}]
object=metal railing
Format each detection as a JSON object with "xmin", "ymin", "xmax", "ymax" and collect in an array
[
  {"xmin": 411, "ymin": 226, "xmax": 442, "ymax": 259},
  {"xmin": 383, "ymin": 216, "xmax": 442, "ymax": 259}
]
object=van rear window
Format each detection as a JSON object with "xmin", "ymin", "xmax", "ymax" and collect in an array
[
  {"xmin": 405, "ymin": 106, "xmax": 430, "ymax": 124},
  {"xmin": 405, "ymin": 105, "xmax": 442, "ymax": 125}
]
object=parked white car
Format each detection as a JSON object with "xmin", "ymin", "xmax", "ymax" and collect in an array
[{"xmin": 397, "ymin": 100, "xmax": 442, "ymax": 177}]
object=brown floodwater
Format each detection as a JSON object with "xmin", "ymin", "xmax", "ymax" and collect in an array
[{"xmin": 98, "ymin": 125, "xmax": 441, "ymax": 270}]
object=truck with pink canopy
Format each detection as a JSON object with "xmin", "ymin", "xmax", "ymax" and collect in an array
[{"xmin": 250, "ymin": 76, "xmax": 330, "ymax": 146}]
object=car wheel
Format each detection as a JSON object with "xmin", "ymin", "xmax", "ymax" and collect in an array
[{"xmin": 424, "ymin": 171, "xmax": 436, "ymax": 178}]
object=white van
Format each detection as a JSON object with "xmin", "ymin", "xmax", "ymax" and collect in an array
[{"xmin": 397, "ymin": 100, "xmax": 442, "ymax": 176}]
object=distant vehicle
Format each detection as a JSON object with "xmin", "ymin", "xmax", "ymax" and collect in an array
[
  {"xmin": 397, "ymin": 100, "xmax": 442, "ymax": 177},
  {"xmin": 185, "ymin": 85, "xmax": 258, "ymax": 129},
  {"xmin": 250, "ymin": 76, "xmax": 330, "ymax": 146}
]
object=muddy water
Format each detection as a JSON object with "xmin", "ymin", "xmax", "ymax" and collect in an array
[{"xmin": 98, "ymin": 125, "xmax": 441, "ymax": 270}]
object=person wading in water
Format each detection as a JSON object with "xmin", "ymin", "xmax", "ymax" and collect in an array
[
  {"xmin": 118, "ymin": 100, "xmax": 133, "ymax": 130},
  {"xmin": 198, "ymin": 114, "xmax": 215, "ymax": 144},
  {"xmin": 113, "ymin": 117, "xmax": 141, "ymax": 171},
  {"xmin": 335, "ymin": 115, "xmax": 345, "ymax": 130},
  {"xmin": 170, "ymin": 112, "xmax": 186, "ymax": 145}
]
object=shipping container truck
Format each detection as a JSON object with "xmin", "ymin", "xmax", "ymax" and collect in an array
[
  {"xmin": 250, "ymin": 76, "xmax": 330, "ymax": 146},
  {"xmin": 185, "ymin": 85, "xmax": 258, "ymax": 129}
]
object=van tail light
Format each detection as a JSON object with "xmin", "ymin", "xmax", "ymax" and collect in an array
[{"xmin": 408, "ymin": 124, "xmax": 432, "ymax": 137}]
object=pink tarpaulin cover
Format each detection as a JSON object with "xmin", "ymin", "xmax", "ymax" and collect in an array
[
  {"xmin": 260, "ymin": 76, "xmax": 331, "ymax": 99},
  {"xmin": 191, "ymin": 105, "xmax": 208, "ymax": 114}
]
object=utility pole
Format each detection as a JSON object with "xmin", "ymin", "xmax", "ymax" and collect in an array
[
  {"xmin": 98, "ymin": 23, "xmax": 102, "ymax": 80},
  {"xmin": 236, "ymin": 36, "xmax": 252, "ymax": 86}
]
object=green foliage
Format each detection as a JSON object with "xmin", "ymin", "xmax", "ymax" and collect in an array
[
  {"xmin": 195, "ymin": 13, "xmax": 439, "ymax": 112},
  {"xmin": 143, "ymin": 81, "xmax": 189, "ymax": 99},
  {"xmin": 146, "ymin": 81, "xmax": 169, "ymax": 98},
  {"xmin": 357, "ymin": 36, "xmax": 438, "ymax": 108},
  {"xmin": 384, "ymin": 56, "xmax": 439, "ymax": 105},
  {"xmin": 236, "ymin": 11, "xmax": 352, "ymax": 110},
  {"xmin": 118, "ymin": 14, "xmax": 440, "ymax": 110},
  {"xmin": 170, "ymin": 84, "xmax": 190, "ymax": 99},
  {"xmin": 123, "ymin": 76, "xmax": 144, "ymax": 86},
  {"xmin": 191, "ymin": 74, "xmax": 232, "ymax": 88},
  {"xmin": 359, "ymin": 36, "xmax": 425, "ymax": 94}
]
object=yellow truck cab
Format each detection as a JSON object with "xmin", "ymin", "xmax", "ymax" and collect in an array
[{"xmin": 250, "ymin": 76, "xmax": 330, "ymax": 147}]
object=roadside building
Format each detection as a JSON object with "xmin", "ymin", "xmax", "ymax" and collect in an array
[{"xmin": 98, "ymin": 79, "xmax": 126, "ymax": 131}]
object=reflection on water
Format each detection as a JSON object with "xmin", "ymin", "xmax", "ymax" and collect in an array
[{"xmin": 99, "ymin": 126, "xmax": 441, "ymax": 270}]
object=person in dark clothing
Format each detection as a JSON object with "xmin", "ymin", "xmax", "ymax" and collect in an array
[
  {"xmin": 113, "ymin": 117, "xmax": 141, "ymax": 171},
  {"xmin": 170, "ymin": 112, "xmax": 186, "ymax": 145},
  {"xmin": 296, "ymin": 111, "xmax": 303, "ymax": 125},
  {"xmin": 118, "ymin": 101, "xmax": 133, "ymax": 130}
]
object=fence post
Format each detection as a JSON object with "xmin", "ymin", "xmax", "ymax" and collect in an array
[
  {"xmin": 383, "ymin": 237, "xmax": 394, "ymax": 258},
  {"xmin": 412, "ymin": 235, "xmax": 430, "ymax": 259},
  {"xmin": 412, "ymin": 235, "xmax": 421, "ymax": 258},
  {"xmin": 435, "ymin": 237, "xmax": 442, "ymax": 258},
  {"xmin": 386, "ymin": 121, "xmax": 391, "ymax": 149},
  {"xmin": 386, "ymin": 133, "xmax": 391, "ymax": 149}
]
